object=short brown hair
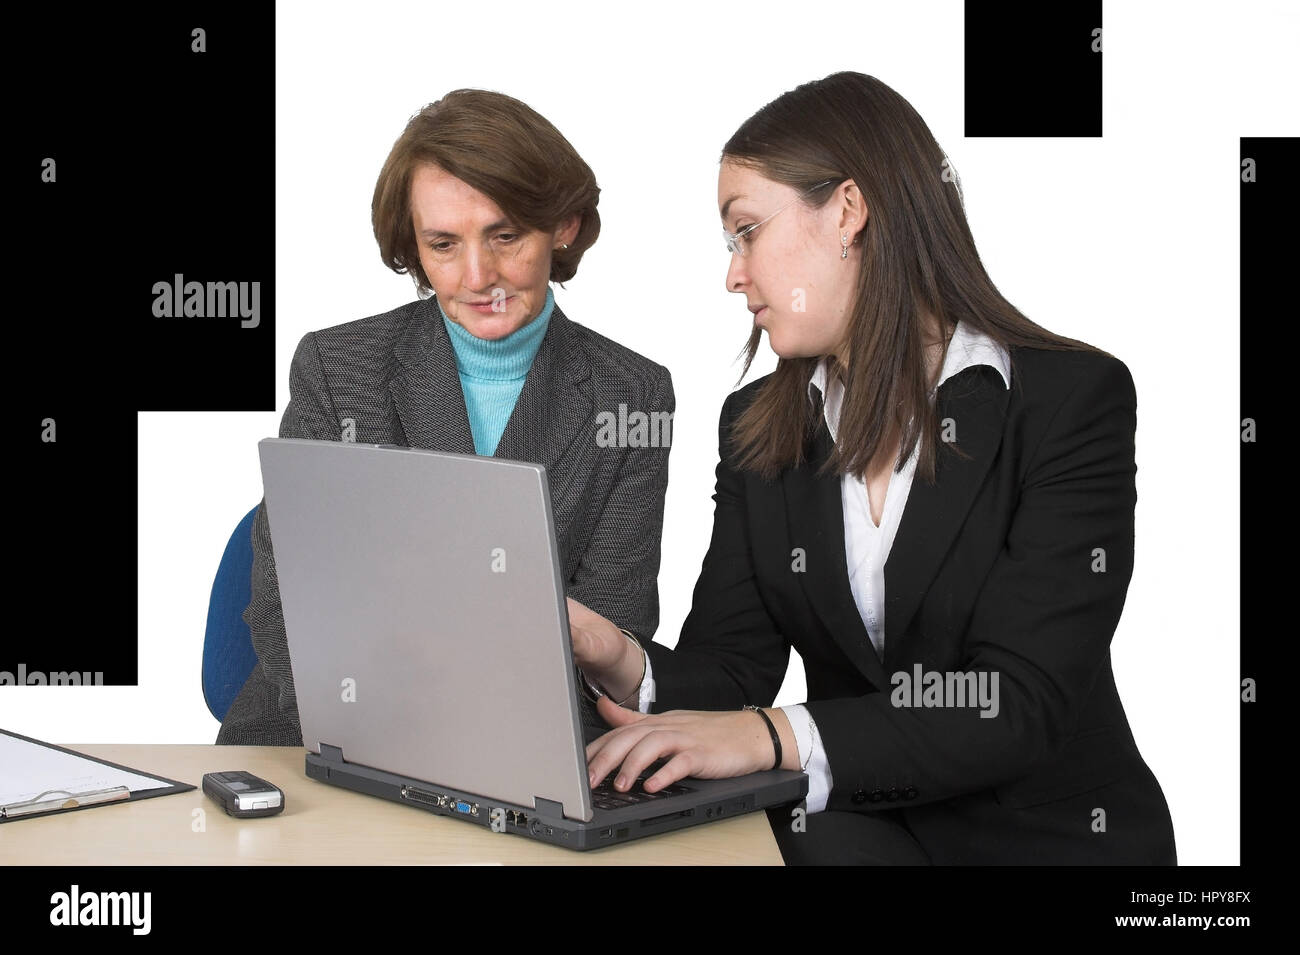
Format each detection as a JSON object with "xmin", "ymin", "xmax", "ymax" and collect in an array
[{"xmin": 372, "ymin": 89, "xmax": 601, "ymax": 294}]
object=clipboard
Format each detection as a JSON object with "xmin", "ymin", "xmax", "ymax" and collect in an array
[{"xmin": 0, "ymin": 728, "xmax": 195, "ymax": 823}]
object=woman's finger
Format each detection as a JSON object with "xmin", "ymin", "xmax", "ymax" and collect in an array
[
  {"xmin": 594, "ymin": 693, "xmax": 644, "ymax": 727},
  {"xmin": 612, "ymin": 729, "xmax": 687, "ymax": 792},
  {"xmin": 583, "ymin": 699, "xmax": 645, "ymax": 763},
  {"xmin": 643, "ymin": 751, "xmax": 696, "ymax": 793},
  {"xmin": 585, "ymin": 721, "xmax": 657, "ymax": 787}
]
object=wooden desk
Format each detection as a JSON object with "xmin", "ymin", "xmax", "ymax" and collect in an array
[{"xmin": 4, "ymin": 744, "xmax": 785, "ymax": 865}]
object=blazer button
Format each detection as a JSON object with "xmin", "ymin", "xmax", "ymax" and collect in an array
[
  {"xmin": 869, "ymin": 788, "xmax": 885, "ymax": 803},
  {"xmin": 885, "ymin": 787, "xmax": 900, "ymax": 802},
  {"xmin": 851, "ymin": 789, "xmax": 868, "ymax": 805},
  {"xmin": 903, "ymin": 786, "xmax": 918, "ymax": 801}
]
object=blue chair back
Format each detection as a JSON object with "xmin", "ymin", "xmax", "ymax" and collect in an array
[{"xmin": 202, "ymin": 505, "xmax": 262, "ymax": 722}]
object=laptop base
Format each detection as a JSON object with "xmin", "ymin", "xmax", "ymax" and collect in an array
[{"xmin": 305, "ymin": 750, "xmax": 807, "ymax": 852}]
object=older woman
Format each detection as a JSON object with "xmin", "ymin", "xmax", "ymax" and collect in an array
[
  {"xmin": 569, "ymin": 72, "xmax": 1176, "ymax": 865},
  {"xmin": 217, "ymin": 89, "xmax": 673, "ymax": 747}
]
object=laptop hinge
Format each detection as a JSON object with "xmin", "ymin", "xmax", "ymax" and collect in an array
[
  {"xmin": 319, "ymin": 743, "xmax": 344, "ymax": 764},
  {"xmin": 533, "ymin": 796, "xmax": 564, "ymax": 819}
]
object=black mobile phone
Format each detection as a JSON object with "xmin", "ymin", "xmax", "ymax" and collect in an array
[{"xmin": 201, "ymin": 771, "xmax": 285, "ymax": 817}]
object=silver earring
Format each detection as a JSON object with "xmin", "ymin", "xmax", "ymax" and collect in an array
[
  {"xmin": 841, "ymin": 234, "xmax": 849, "ymax": 259},
  {"xmin": 559, "ymin": 243, "xmax": 569, "ymax": 250}
]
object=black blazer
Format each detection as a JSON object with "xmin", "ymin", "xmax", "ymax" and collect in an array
[
  {"xmin": 644, "ymin": 344, "xmax": 1176, "ymax": 865},
  {"xmin": 216, "ymin": 296, "xmax": 674, "ymax": 746}
]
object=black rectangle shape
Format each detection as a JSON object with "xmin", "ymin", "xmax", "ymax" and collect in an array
[
  {"xmin": 1239, "ymin": 136, "xmax": 1291, "ymax": 871},
  {"xmin": 965, "ymin": 4, "xmax": 1102, "ymax": 137},
  {"xmin": 17, "ymin": 8, "xmax": 276, "ymax": 412}
]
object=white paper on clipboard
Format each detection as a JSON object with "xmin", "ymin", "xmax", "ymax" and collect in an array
[{"xmin": 0, "ymin": 732, "xmax": 173, "ymax": 808}]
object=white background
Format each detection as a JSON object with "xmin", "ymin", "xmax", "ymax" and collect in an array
[{"xmin": 4, "ymin": 0, "xmax": 1293, "ymax": 866}]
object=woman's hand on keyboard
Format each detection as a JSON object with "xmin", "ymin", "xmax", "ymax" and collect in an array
[{"xmin": 584, "ymin": 695, "xmax": 792, "ymax": 793}]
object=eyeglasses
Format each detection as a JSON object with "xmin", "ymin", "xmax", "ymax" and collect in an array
[{"xmin": 723, "ymin": 179, "xmax": 839, "ymax": 256}]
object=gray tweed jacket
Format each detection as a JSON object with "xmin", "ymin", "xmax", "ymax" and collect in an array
[{"xmin": 215, "ymin": 295, "xmax": 674, "ymax": 746}]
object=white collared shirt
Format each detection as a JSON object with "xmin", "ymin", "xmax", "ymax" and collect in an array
[{"xmin": 633, "ymin": 320, "xmax": 1011, "ymax": 813}]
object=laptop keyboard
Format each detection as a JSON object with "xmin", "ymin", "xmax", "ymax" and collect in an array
[{"xmin": 590, "ymin": 762, "xmax": 694, "ymax": 811}]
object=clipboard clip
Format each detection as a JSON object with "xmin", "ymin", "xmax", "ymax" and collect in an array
[{"xmin": 0, "ymin": 785, "xmax": 131, "ymax": 819}]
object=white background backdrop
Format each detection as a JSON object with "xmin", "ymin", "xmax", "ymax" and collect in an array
[{"xmin": 4, "ymin": 0, "xmax": 1292, "ymax": 866}]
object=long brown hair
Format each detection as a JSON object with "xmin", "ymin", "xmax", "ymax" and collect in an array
[
  {"xmin": 372, "ymin": 89, "xmax": 601, "ymax": 294},
  {"xmin": 725, "ymin": 72, "xmax": 1103, "ymax": 483}
]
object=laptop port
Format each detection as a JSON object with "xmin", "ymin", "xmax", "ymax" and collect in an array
[
  {"xmin": 639, "ymin": 808, "xmax": 695, "ymax": 828},
  {"xmin": 454, "ymin": 800, "xmax": 476, "ymax": 815},
  {"xmin": 401, "ymin": 785, "xmax": 443, "ymax": 808}
]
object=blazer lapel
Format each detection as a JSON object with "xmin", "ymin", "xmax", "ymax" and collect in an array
[
  {"xmin": 783, "ymin": 364, "xmax": 1011, "ymax": 689},
  {"xmin": 494, "ymin": 304, "xmax": 592, "ymax": 470},
  {"xmin": 882, "ymin": 365, "xmax": 1011, "ymax": 667},
  {"xmin": 389, "ymin": 296, "xmax": 593, "ymax": 471},
  {"xmin": 783, "ymin": 419, "xmax": 892, "ymax": 692},
  {"xmin": 388, "ymin": 296, "xmax": 475, "ymax": 454}
]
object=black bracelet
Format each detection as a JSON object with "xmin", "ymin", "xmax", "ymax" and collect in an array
[{"xmin": 744, "ymin": 704, "xmax": 782, "ymax": 771}]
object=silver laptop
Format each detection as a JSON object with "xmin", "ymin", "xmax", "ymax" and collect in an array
[{"xmin": 257, "ymin": 438, "xmax": 807, "ymax": 850}]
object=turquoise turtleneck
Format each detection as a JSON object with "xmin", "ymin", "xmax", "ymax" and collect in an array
[{"xmin": 440, "ymin": 286, "xmax": 554, "ymax": 456}]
